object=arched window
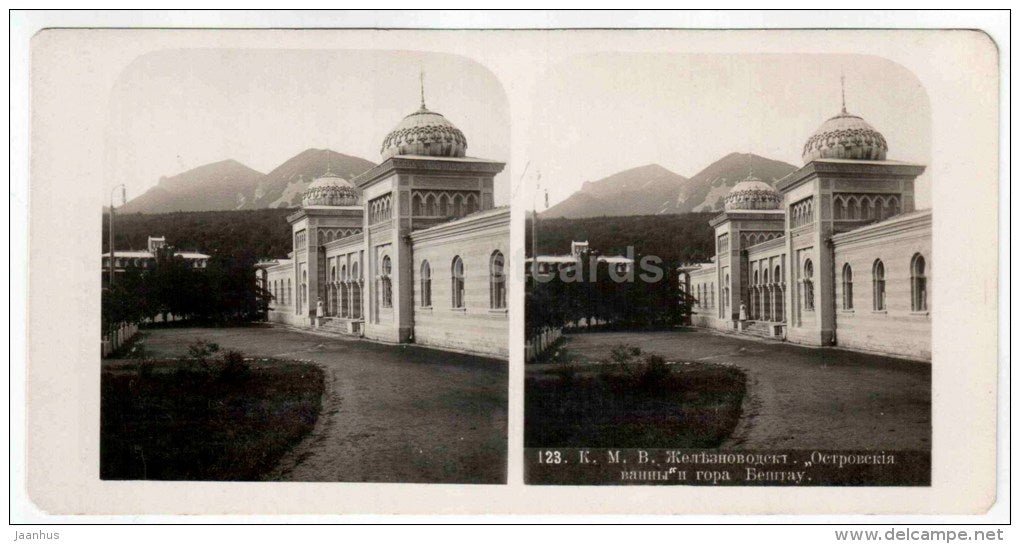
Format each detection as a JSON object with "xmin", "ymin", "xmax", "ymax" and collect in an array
[
  {"xmin": 287, "ymin": 279, "xmax": 292, "ymax": 306},
  {"xmin": 380, "ymin": 255, "xmax": 392, "ymax": 308},
  {"xmin": 774, "ymin": 265, "xmax": 781, "ymax": 284},
  {"xmin": 451, "ymin": 256, "xmax": 465, "ymax": 308},
  {"xmin": 803, "ymin": 259, "xmax": 814, "ymax": 311},
  {"xmin": 753, "ymin": 270, "xmax": 759, "ymax": 286},
  {"xmin": 490, "ymin": 251, "xmax": 506, "ymax": 309},
  {"xmin": 911, "ymin": 254, "xmax": 927, "ymax": 312},
  {"xmin": 425, "ymin": 193, "xmax": 438, "ymax": 216},
  {"xmin": 301, "ymin": 270, "xmax": 308, "ymax": 311},
  {"xmin": 439, "ymin": 194, "xmax": 450, "ymax": 216},
  {"xmin": 842, "ymin": 263, "xmax": 854, "ymax": 310},
  {"xmin": 466, "ymin": 194, "xmax": 479, "ymax": 214},
  {"xmin": 873, "ymin": 259, "xmax": 886, "ymax": 311},
  {"xmin": 453, "ymin": 194, "xmax": 464, "ymax": 217},
  {"xmin": 413, "ymin": 193, "xmax": 424, "ymax": 216},
  {"xmin": 723, "ymin": 273, "xmax": 730, "ymax": 309},
  {"xmin": 420, "ymin": 261, "xmax": 432, "ymax": 308}
]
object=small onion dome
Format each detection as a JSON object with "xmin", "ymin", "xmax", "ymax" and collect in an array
[
  {"xmin": 380, "ymin": 106, "xmax": 467, "ymax": 159},
  {"xmin": 302, "ymin": 173, "xmax": 359, "ymax": 207},
  {"xmin": 802, "ymin": 110, "xmax": 888, "ymax": 163},
  {"xmin": 724, "ymin": 174, "xmax": 782, "ymax": 211}
]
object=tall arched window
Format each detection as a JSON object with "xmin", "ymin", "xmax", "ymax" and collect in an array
[
  {"xmin": 451, "ymin": 256, "xmax": 465, "ymax": 308},
  {"xmin": 301, "ymin": 270, "xmax": 308, "ymax": 312},
  {"xmin": 340, "ymin": 265, "xmax": 349, "ymax": 318},
  {"xmin": 425, "ymin": 194, "xmax": 438, "ymax": 216},
  {"xmin": 380, "ymin": 255, "xmax": 392, "ymax": 308},
  {"xmin": 453, "ymin": 194, "xmax": 464, "ymax": 217},
  {"xmin": 723, "ymin": 273, "xmax": 730, "ymax": 309},
  {"xmin": 351, "ymin": 262, "xmax": 361, "ymax": 319},
  {"xmin": 412, "ymin": 193, "xmax": 424, "ymax": 216},
  {"xmin": 774, "ymin": 264, "xmax": 784, "ymax": 321},
  {"xmin": 911, "ymin": 254, "xmax": 927, "ymax": 312},
  {"xmin": 490, "ymin": 251, "xmax": 506, "ymax": 309},
  {"xmin": 873, "ymin": 259, "xmax": 886, "ymax": 311},
  {"xmin": 420, "ymin": 260, "xmax": 432, "ymax": 308},
  {"xmin": 842, "ymin": 263, "xmax": 854, "ymax": 310},
  {"xmin": 287, "ymin": 278, "xmax": 292, "ymax": 306},
  {"xmin": 803, "ymin": 259, "xmax": 814, "ymax": 311}
]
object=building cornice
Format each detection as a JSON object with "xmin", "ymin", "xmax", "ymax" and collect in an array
[
  {"xmin": 354, "ymin": 155, "xmax": 506, "ymax": 189},
  {"xmin": 708, "ymin": 209, "xmax": 785, "ymax": 228},
  {"xmin": 830, "ymin": 209, "xmax": 932, "ymax": 246},
  {"xmin": 323, "ymin": 232, "xmax": 365, "ymax": 251},
  {"xmin": 287, "ymin": 206, "xmax": 364, "ymax": 223},
  {"xmin": 776, "ymin": 159, "xmax": 927, "ymax": 193},
  {"xmin": 410, "ymin": 207, "xmax": 509, "ymax": 244}
]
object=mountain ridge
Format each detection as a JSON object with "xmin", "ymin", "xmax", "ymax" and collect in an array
[
  {"xmin": 541, "ymin": 153, "xmax": 798, "ymax": 219},
  {"xmin": 118, "ymin": 150, "xmax": 377, "ymax": 214}
]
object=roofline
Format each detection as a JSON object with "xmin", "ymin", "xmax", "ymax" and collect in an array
[
  {"xmin": 831, "ymin": 208, "xmax": 932, "ymax": 245},
  {"xmin": 353, "ymin": 155, "xmax": 506, "ymax": 189},
  {"xmin": 409, "ymin": 207, "xmax": 509, "ymax": 243},
  {"xmin": 776, "ymin": 159, "xmax": 927, "ymax": 193}
]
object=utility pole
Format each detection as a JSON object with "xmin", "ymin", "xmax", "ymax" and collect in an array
[
  {"xmin": 108, "ymin": 184, "xmax": 126, "ymax": 286},
  {"xmin": 530, "ymin": 171, "xmax": 542, "ymax": 274}
]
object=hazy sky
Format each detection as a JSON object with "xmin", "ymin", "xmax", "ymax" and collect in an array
[
  {"xmin": 105, "ymin": 49, "xmax": 510, "ymax": 204},
  {"xmin": 525, "ymin": 53, "xmax": 931, "ymax": 209}
]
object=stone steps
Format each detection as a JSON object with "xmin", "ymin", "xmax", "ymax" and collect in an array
[{"xmin": 317, "ymin": 317, "xmax": 362, "ymax": 336}]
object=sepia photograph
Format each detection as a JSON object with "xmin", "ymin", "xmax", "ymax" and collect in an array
[
  {"xmin": 524, "ymin": 53, "xmax": 933, "ymax": 485},
  {"xmin": 16, "ymin": 13, "xmax": 1003, "ymax": 523},
  {"xmin": 98, "ymin": 49, "xmax": 510, "ymax": 483}
]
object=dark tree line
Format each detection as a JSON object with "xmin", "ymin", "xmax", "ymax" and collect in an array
[
  {"xmin": 527, "ymin": 212, "xmax": 717, "ymax": 263},
  {"xmin": 525, "ymin": 249, "xmax": 695, "ymax": 340},
  {"xmin": 101, "ymin": 246, "xmax": 271, "ymax": 334},
  {"xmin": 102, "ymin": 208, "xmax": 296, "ymax": 259}
]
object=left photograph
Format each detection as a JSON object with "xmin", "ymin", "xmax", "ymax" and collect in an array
[{"xmin": 99, "ymin": 49, "xmax": 510, "ymax": 483}]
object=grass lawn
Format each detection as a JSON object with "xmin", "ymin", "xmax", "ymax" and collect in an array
[
  {"xmin": 525, "ymin": 354, "xmax": 746, "ymax": 449},
  {"xmin": 101, "ymin": 358, "xmax": 324, "ymax": 480}
]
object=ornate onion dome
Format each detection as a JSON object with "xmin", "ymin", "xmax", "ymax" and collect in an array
[
  {"xmin": 724, "ymin": 173, "xmax": 783, "ymax": 211},
  {"xmin": 302, "ymin": 171, "xmax": 360, "ymax": 207},
  {"xmin": 380, "ymin": 105, "xmax": 468, "ymax": 159},
  {"xmin": 803, "ymin": 77, "xmax": 889, "ymax": 163}
]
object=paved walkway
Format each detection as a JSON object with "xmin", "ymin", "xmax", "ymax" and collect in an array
[
  {"xmin": 558, "ymin": 330, "xmax": 930, "ymax": 450},
  {"xmin": 140, "ymin": 326, "xmax": 507, "ymax": 483}
]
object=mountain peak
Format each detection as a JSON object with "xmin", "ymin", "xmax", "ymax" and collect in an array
[
  {"xmin": 120, "ymin": 149, "xmax": 377, "ymax": 214},
  {"xmin": 542, "ymin": 153, "xmax": 797, "ymax": 219}
]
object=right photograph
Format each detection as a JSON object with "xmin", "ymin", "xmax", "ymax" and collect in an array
[{"xmin": 524, "ymin": 53, "xmax": 932, "ymax": 486}]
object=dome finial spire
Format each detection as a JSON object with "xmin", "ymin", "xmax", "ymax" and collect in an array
[
  {"xmin": 419, "ymin": 68, "xmax": 426, "ymax": 110},
  {"xmin": 840, "ymin": 72, "xmax": 847, "ymax": 114}
]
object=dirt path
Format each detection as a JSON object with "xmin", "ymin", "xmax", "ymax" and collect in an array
[
  {"xmin": 558, "ymin": 330, "xmax": 931, "ymax": 451},
  {"xmin": 141, "ymin": 326, "xmax": 507, "ymax": 483}
]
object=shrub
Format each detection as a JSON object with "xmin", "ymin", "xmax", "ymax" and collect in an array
[
  {"xmin": 187, "ymin": 339, "xmax": 220, "ymax": 361},
  {"xmin": 609, "ymin": 344, "xmax": 641, "ymax": 365},
  {"xmin": 217, "ymin": 350, "xmax": 251, "ymax": 382},
  {"xmin": 138, "ymin": 359, "xmax": 155, "ymax": 380},
  {"xmin": 552, "ymin": 364, "xmax": 577, "ymax": 385},
  {"xmin": 638, "ymin": 354, "xmax": 672, "ymax": 391}
]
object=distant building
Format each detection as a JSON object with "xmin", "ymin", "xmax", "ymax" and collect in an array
[
  {"xmin": 256, "ymin": 91, "xmax": 509, "ymax": 359},
  {"xmin": 101, "ymin": 236, "xmax": 210, "ymax": 273},
  {"xmin": 680, "ymin": 99, "xmax": 931, "ymax": 361},
  {"xmin": 525, "ymin": 240, "xmax": 634, "ymax": 277}
]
